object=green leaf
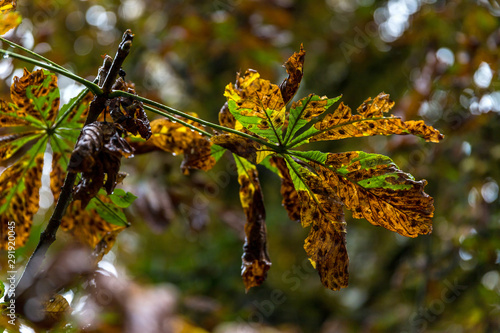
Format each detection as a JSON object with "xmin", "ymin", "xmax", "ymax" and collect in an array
[
  {"xmin": 55, "ymin": 87, "xmax": 90, "ymax": 130},
  {"xmin": 228, "ymin": 99, "xmax": 285, "ymax": 143},
  {"xmin": 210, "ymin": 144, "xmax": 226, "ymax": 162},
  {"xmin": 26, "ymin": 73, "xmax": 60, "ymax": 126},
  {"xmin": 0, "ymin": 131, "xmax": 43, "ymax": 162},
  {"xmin": 109, "ymin": 188, "xmax": 138, "ymax": 208},
  {"xmin": 331, "ymin": 151, "xmax": 413, "ymax": 190},
  {"xmin": 284, "ymin": 94, "xmax": 340, "ymax": 146},
  {"xmin": 0, "ymin": 138, "xmax": 47, "ymax": 215},
  {"xmin": 291, "ymin": 150, "xmax": 328, "ymax": 165},
  {"xmin": 87, "ymin": 195, "xmax": 130, "ymax": 227},
  {"xmin": 259, "ymin": 154, "xmax": 280, "ymax": 175},
  {"xmin": 283, "ymin": 155, "xmax": 311, "ymax": 192},
  {"xmin": 0, "ymin": 281, "xmax": 5, "ymax": 299}
]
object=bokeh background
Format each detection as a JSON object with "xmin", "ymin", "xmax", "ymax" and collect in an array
[{"xmin": 1, "ymin": 0, "xmax": 500, "ymax": 332}]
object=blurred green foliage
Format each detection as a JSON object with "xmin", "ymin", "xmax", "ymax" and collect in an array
[{"xmin": 1, "ymin": 0, "xmax": 500, "ymax": 332}]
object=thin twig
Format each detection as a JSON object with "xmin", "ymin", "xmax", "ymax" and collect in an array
[
  {"xmin": 86, "ymin": 29, "xmax": 134, "ymax": 125},
  {"xmin": 10, "ymin": 30, "xmax": 134, "ymax": 300}
]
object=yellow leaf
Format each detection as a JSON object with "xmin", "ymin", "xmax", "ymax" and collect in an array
[
  {"xmin": 317, "ymin": 151, "xmax": 434, "ymax": 237},
  {"xmin": 134, "ymin": 116, "xmax": 216, "ymax": 173},
  {"xmin": 0, "ymin": 12, "xmax": 20, "ymax": 35},
  {"xmin": 0, "ymin": 0, "xmax": 17, "ymax": 13},
  {"xmin": 0, "ymin": 0, "xmax": 20, "ymax": 35},
  {"xmin": 310, "ymin": 93, "xmax": 443, "ymax": 143},
  {"xmin": 0, "ymin": 154, "xmax": 43, "ymax": 249},
  {"xmin": 224, "ymin": 69, "xmax": 286, "ymax": 142}
]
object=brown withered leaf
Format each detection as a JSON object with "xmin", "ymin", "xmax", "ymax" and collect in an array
[
  {"xmin": 51, "ymin": 155, "xmax": 126, "ymax": 249},
  {"xmin": 301, "ymin": 191, "xmax": 348, "ymax": 291},
  {"xmin": 309, "ymin": 93, "xmax": 443, "ymax": 143},
  {"xmin": 132, "ymin": 116, "xmax": 216, "ymax": 173},
  {"xmin": 0, "ymin": 154, "xmax": 43, "ymax": 249},
  {"xmin": 218, "ymin": 101, "xmax": 236, "ymax": 129},
  {"xmin": 180, "ymin": 138, "xmax": 215, "ymax": 173},
  {"xmin": 285, "ymin": 158, "xmax": 349, "ymax": 290},
  {"xmin": 69, "ymin": 122, "xmax": 133, "ymax": 208},
  {"xmin": 235, "ymin": 156, "xmax": 271, "ymax": 291},
  {"xmin": 279, "ymin": 43, "xmax": 305, "ymax": 105},
  {"xmin": 109, "ymin": 77, "xmax": 151, "ymax": 140},
  {"xmin": 315, "ymin": 151, "xmax": 434, "ymax": 237}
]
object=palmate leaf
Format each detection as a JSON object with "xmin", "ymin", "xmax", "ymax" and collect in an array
[
  {"xmin": 213, "ymin": 45, "xmax": 443, "ymax": 291},
  {"xmin": 0, "ymin": 68, "xmax": 61, "ymax": 249},
  {"xmin": 0, "ymin": 68, "xmax": 131, "ymax": 250}
]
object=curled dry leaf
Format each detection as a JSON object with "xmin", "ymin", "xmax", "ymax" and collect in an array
[
  {"xmin": 69, "ymin": 121, "xmax": 133, "ymax": 208},
  {"xmin": 279, "ymin": 43, "xmax": 305, "ymax": 105},
  {"xmin": 51, "ymin": 154, "xmax": 127, "ymax": 249},
  {"xmin": 235, "ymin": 156, "xmax": 271, "ymax": 291},
  {"xmin": 109, "ymin": 77, "xmax": 152, "ymax": 140}
]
